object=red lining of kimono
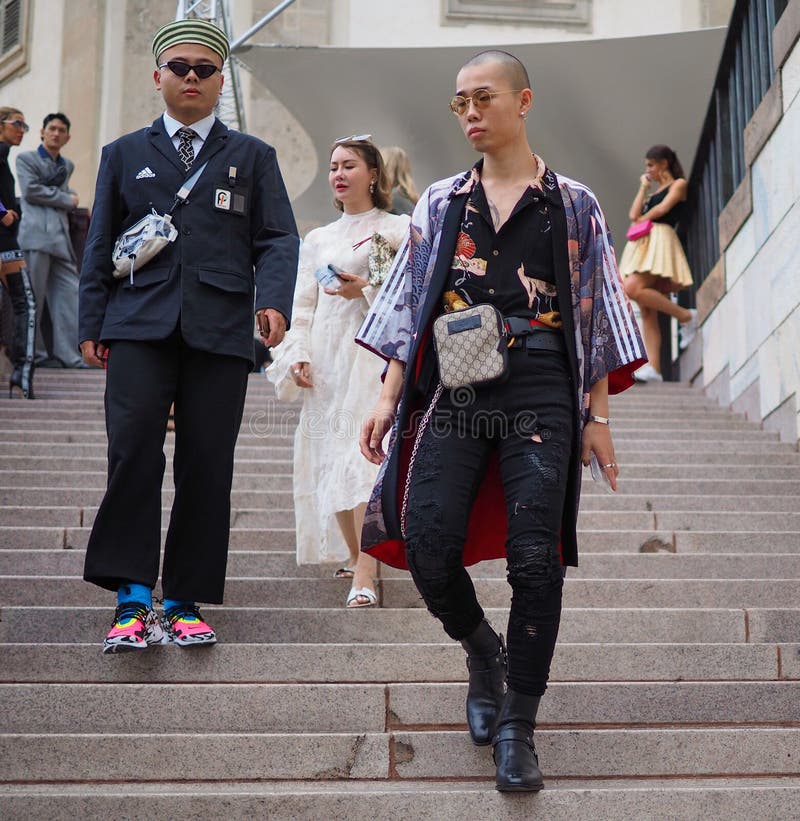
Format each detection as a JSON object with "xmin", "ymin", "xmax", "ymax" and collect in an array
[
  {"xmin": 608, "ymin": 359, "xmax": 647, "ymax": 394},
  {"xmin": 368, "ymin": 334, "xmax": 570, "ymax": 571}
]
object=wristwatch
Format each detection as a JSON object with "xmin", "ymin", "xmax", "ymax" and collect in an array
[{"xmin": 588, "ymin": 414, "xmax": 610, "ymax": 425}]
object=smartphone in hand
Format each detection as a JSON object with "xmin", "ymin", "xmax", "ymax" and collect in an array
[
  {"xmin": 314, "ymin": 264, "xmax": 346, "ymax": 289},
  {"xmin": 588, "ymin": 452, "xmax": 615, "ymax": 493}
]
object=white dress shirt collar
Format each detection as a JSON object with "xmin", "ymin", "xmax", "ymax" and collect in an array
[{"xmin": 162, "ymin": 111, "xmax": 216, "ymax": 142}]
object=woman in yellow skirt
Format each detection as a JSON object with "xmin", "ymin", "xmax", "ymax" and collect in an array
[{"xmin": 620, "ymin": 144, "xmax": 697, "ymax": 382}]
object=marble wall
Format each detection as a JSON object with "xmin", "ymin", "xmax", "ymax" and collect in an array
[{"xmin": 700, "ymin": 33, "xmax": 800, "ymax": 445}]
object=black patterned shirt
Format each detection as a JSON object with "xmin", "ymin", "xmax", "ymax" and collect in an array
[{"xmin": 443, "ymin": 157, "xmax": 562, "ymax": 328}]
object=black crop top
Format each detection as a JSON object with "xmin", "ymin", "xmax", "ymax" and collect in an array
[{"xmin": 643, "ymin": 184, "xmax": 685, "ymax": 229}]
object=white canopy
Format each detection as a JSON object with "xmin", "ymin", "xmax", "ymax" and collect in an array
[{"xmin": 237, "ymin": 28, "xmax": 727, "ymax": 237}]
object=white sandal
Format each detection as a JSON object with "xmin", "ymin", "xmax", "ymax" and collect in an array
[{"xmin": 346, "ymin": 586, "xmax": 377, "ymax": 608}]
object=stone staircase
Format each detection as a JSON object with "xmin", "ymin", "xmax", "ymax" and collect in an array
[{"xmin": 1, "ymin": 369, "xmax": 800, "ymax": 819}]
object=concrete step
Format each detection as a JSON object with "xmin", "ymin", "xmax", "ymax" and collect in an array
[
  {"xmin": 3, "ymin": 441, "xmax": 797, "ymax": 466},
  {"xmin": 0, "ymin": 507, "xmax": 82, "ymax": 527},
  {"xmin": 81, "ymin": 506, "xmax": 296, "ymax": 529},
  {"xmin": 7, "ymin": 454, "xmax": 798, "ymax": 477},
  {"xmin": 0, "ymin": 421, "xmax": 294, "ymax": 441},
  {"xmin": 0, "ymin": 487, "xmax": 793, "ymax": 513},
  {"xmin": 0, "ymin": 410, "xmax": 765, "ymax": 435},
  {"xmin": 3, "ymin": 681, "xmax": 800, "ymax": 734},
  {"xmin": 2, "ymin": 779, "xmax": 800, "ymax": 821},
  {"xmin": 3, "ymin": 575, "xmax": 797, "ymax": 609},
  {"xmin": 579, "ymin": 493, "xmax": 800, "ymax": 511},
  {"xmin": 1, "ymin": 430, "xmax": 788, "ymax": 451},
  {"xmin": 0, "ymin": 606, "xmax": 752, "ymax": 644},
  {"xmin": 0, "ymin": 487, "xmax": 294, "ymax": 508},
  {"xmin": 0, "ymin": 642, "xmax": 786, "ymax": 684},
  {"xmin": 0, "ymin": 456, "xmax": 293, "ymax": 472},
  {"xmin": 2, "ymin": 525, "xmax": 797, "ymax": 554},
  {"xmin": 389, "ymin": 728, "xmax": 800, "ymax": 780},
  {"xmin": 0, "ymin": 430, "xmax": 800, "ymax": 464},
  {"xmin": 15, "ymin": 506, "xmax": 756, "ymax": 532},
  {"xmin": 1, "ymin": 384, "xmax": 725, "ymax": 404},
  {"xmin": 4, "ymin": 472, "xmax": 798, "ymax": 498},
  {"xmin": 671, "ymin": 531, "xmax": 800, "ymax": 553},
  {"xmin": 7, "ymin": 549, "xmax": 800, "ymax": 581},
  {"xmin": 1, "ymin": 727, "xmax": 798, "ymax": 782},
  {"xmin": 0, "ymin": 526, "xmax": 295, "ymax": 551},
  {"xmin": 0, "ymin": 401, "xmax": 772, "ymax": 427},
  {"xmin": 0, "ymin": 441, "xmax": 295, "ymax": 459},
  {"xmin": 0, "ymin": 470, "xmax": 293, "ymax": 490},
  {"xmin": 86, "ymin": 508, "xmax": 800, "ymax": 533}
]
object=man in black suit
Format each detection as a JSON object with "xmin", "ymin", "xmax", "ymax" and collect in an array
[{"xmin": 79, "ymin": 18, "xmax": 299, "ymax": 654}]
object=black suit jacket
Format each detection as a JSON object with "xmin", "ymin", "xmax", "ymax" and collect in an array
[{"xmin": 79, "ymin": 117, "xmax": 299, "ymax": 361}]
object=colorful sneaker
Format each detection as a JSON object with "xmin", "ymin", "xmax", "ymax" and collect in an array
[
  {"xmin": 161, "ymin": 603, "xmax": 217, "ymax": 647},
  {"xmin": 103, "ymin": 602, "xmax": 165, "ymax": 654}
]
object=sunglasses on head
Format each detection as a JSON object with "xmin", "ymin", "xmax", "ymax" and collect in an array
[
  {"xmin": 2, "ymin": 119, "xmax": 29, "ymax": 132},
  {"xmin": 449, "ymin": 88, "xmax": 521, "ymax": 115},
  {"xmin": 334, "ymin": 133, "xmax": 373, "ymax": 144},
  {"xmin": 159, "ymin": 61, "xmax": 221, "ymax": 80}
]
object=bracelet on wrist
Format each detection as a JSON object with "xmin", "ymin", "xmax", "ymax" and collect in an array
[{"xmin": 588, "ymin": 414, "xmax": 610, "ymax": 425}]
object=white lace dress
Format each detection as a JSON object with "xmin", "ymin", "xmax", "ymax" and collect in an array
[{"xmin": 267, "ymin": 207, "xmax": 410, "ymax": 565}]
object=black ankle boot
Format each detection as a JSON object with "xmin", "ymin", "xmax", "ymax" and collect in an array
[
  {"xmin": 492, "ymin": 689, "xmax": 543, "ymax": 792},
  {"xmin": 3, "ymin": 269, "xmax": 36, "ymax": 399},
  {"xmin": 460, "ymin": 620, "xmax": 506, "ymax": 746}
]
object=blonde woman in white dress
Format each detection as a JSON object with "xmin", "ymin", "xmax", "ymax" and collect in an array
[{"xmin": 268, "ymin": 136, "xmax": 409, "ymax": 607}]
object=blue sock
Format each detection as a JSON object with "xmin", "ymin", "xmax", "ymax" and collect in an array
[
  {"xmin": 117, "ymin": 583, "xmax": 152, "ymax": 608},
  {"xmin": 163, "ymin": 598, "xmax": 193, "ymax": 613}
]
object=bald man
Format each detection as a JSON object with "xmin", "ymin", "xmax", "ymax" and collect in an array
[{"xmin": 357, "ymin": 50, "xmax": 645, "ymax": 791}]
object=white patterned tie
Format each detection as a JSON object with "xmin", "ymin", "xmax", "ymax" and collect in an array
[{"xmin": 177, "ymin": 127, "xmax": 197, "ymax": 172}]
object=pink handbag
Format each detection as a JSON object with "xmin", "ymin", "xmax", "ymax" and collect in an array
[{"xmin": 626, "ymin": 220, "xmax": 653, "ymax": 241}]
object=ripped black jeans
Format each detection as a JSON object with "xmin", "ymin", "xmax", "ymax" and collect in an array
[{"xmin": 404, "ymin": 348, "xmax": 574, "ymax": 697}]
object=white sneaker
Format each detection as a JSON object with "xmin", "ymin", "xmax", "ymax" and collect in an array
[
  {"xmin": 680, "ymin": 308, "xmax": 698, "ymax": 350},
  {"xmin": 633, "ymin": 363, "xmax": 664, "ymax": 383}
]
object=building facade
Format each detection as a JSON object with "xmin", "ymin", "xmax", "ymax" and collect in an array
[
  {"xmin": 680, "ymin": 1, "xmax": 800, "ymax": 445},
  {"xmin": 1, "ymin": 0, "xmax": 733, "ymax": 205}
]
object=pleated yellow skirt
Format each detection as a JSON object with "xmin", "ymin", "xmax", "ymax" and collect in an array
[{"xmin": 618, "ymin": 222, "xmax": 693, "ymax": 291}]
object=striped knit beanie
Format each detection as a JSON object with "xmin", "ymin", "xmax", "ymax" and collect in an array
[{"xmin": 152, "ymin": 18, "xmax": 230, "ymax": 64}]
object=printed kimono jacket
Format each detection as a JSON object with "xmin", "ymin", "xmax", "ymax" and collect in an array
[{"xmin": 355, "ymin": 164, "xmax": 646, "ymax": 569}]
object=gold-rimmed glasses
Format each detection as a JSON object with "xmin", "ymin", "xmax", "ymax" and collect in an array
[{"xmin": 449, "ymin": 89, "xmax": 521, "ymax": 116}]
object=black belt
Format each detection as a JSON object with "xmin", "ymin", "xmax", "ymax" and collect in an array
[
  {"xmin": 504, "ymin": 316, "xmax": 566, "ymax": 354},
  {"xmin": 507, "ymin": 332, "xmax": 566, "ymax": 354}
]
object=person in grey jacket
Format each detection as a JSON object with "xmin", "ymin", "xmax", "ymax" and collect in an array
[{"xmin": 16, "ymin": 112, "xmax": 83, "ymax": 367}]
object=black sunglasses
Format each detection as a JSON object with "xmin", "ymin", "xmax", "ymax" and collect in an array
[{"xmin": 159, "ymin": 61, "xmax": 221, "ymax": 80}]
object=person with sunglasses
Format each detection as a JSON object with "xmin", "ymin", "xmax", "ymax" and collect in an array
[
  {"xmin": 267, "ymin": 136, "xmax": 409, "ymax": 607},
  {"xmin": 0, "ymin": 107, "xmax": 36, "ymax": 399},
  {"xmin": 357, "ymin": 50, "xmax": 645, "ymax": 791},
  {"xmin": 79, "ymin": 18, "xmax": 299, "ymax": 654}
]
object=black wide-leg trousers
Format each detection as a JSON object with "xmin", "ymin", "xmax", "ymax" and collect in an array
[
  {"xmin": 83, "ymin": 331, "xmax": 249, "ymax": 603},
  {"xmin": 404, "ymin": 347, "xmax": 575, "ymax": 696}
]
